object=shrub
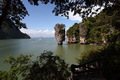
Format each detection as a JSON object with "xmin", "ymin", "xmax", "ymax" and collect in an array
[{"xmin": 0, "ymin": 51, "xmax": 70, "ymax": 80}]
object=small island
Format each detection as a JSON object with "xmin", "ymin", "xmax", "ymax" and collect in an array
[
  {"xmin": 55, "ymin": 9, "xmax": 118, "ymax": 46},
  {"xmin": 54, "ymin": 24, "xmax": 65, "ymax": 45}
]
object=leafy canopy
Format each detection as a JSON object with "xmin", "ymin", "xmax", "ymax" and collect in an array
[
  {"xmin": 1, "ymin": 0, "xmax": 120, "ymax": 29},
  {"xmin": 0, "ymin": 51, "xmax": 70, "ymax": 80},
  {"xmin": 29, "ymin": 0, "xmax": 120, "ymax": 20},
  {"xmin": 0, "ymin": 0, "xmax": 28, "ymax": 29}
]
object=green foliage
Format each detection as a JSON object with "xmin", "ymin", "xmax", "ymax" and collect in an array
[
  {"xmin": 111, "ymin": 8, "xmax": 120, "ymax": 30},
  {"xmin": 0, "ymin": 51, "xmax": 70, "ymax": 80},
  {"xmin": 76, "ymin": 48, "xmax": 102, "ymax": 65},
  {"xmin": 84, "ymin": 17, "xmax": 96, "ymax": 28},
  {"xmin": 66, "ymin": 23, "xmax": 80, "ymax": 40},
  {"xmin": 83, "ymin": 7, "xmax": 120, "ymax": 45},
  {"xmin": 76, "ymin": 43, "xmax": 120, "ymax": 80},
  {"xmin": 0, "ymin": 0, "xmax": 28, "ymax": 29},
  {"xmin": 0, "ymin": 54, "xmax": 33, "ymax": 80},
  {"xmin": 71, "ymin": 5, "xmax": 120, "ymax": 80},
  {"xmin": 66, "ymin": 7, "xmax": 120, "ymax": 45},
  {"xmin": 1, "ymin": 0, "xmax": 119, "ymax": 29},
  {"xmin": 25, "ymin": 51, "xmax": 70, "ymax": 80},
  {"xmin": 29, "ymin": 0, "xmax": 119, "ymax": 20},
  {"xmin": 55, "ymin": 24, "xmax": 65, "ymax": 35},
  {"xmin": 0, "ymin": 70, "xmax": 20, "ymax": 80}
]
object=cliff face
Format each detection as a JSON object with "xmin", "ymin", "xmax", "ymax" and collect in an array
[
  {"xmin": 67, "ymin": 22, "xmax": 109, "ymax": 45},
  {"xmin": 79, "ymin": 23, "xmax": 87, "ymax": 44},
  {"xmin": 66, "ymin": 23, "xmax": 79, "ymax": 43},
  {"xmin": 62, "ymin": 7, "xmax": 119, "ymax": 45},
  {"xmin": 0, "ymin": 19, "xmax": 30, "ymax": 39},
  {"xmin": 66, "ymin": 23, "xmax": 87, "ymax": 44},
  {"xmin": 66, "ymin": 15, "xmax": 113, "ymax": 45},
  {"xmin": 66, "ymin": 34, "xmax": 79, "ymax": 43},
  {"xmin": 54, "ymin": 24, "xmax": 65, "ymax": 45}
]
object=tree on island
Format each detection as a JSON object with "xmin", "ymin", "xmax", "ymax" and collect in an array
[{"xmin": 54, "ymin": 24, "xmax": 65, "ymax": 45}]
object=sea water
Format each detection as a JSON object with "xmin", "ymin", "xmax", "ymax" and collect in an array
[{"xmin": 0, "ymin": 38, "xmax": 98, "ymax": 70}]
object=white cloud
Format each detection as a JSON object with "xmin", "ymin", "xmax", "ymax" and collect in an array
[
  {"xmin": 63, "ymin": 5, "xmax": 104, "ymax": 22},
  {"xmin": 68, "ymin": 12, "xmax": 82, "ymax": 22},
  {"xmin": 20, "ymin": 29, "xmax": 55, "ymax": 38},
  {"xmin": 90, "ymin": 5, "xmax": 104, "ymax": 16},
  {"xmin": 61, "ymin": 11, "xmax": 82, "ymax": 22}
]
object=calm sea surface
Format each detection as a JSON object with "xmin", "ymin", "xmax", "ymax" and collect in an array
[{"xmin": 0, "ymin": 38, "xmax": 99, "ymax": 70}]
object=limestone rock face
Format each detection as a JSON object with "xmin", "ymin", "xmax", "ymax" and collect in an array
[
  {"xmin": 66, "ymin": 23, "xmax": 88, "ymax": 44},
  {"xmin": 0, "ymin": 19, "xmax": 30, "ymax": 39},
  {"xmin": 66, "ymin": 34, "xmax": 79, "ymax": 43},
  {"xmin": 79, "ymin": 23, "xmax": 87, "ymax": 44},
  {"xmin": 54, "ymin": 24, "xmax": 65, "ymax": 45},
  {"xmin": 66, "ymin": 23, "xmax": 80, "ymax": 44}
]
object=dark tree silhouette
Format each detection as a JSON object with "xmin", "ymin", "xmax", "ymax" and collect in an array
[
  {"xmin": 29, "ymin": 0, "xmax": 120, "ymax": 20},
  {"xmin": 0, "ymin": 0, "xmax": 28, "ymax": 29},
  {"xmin": 0, "ymin": 51, "xmax": 70, "ymax": 80},
  {"xmin": 0, "ymin": 0, "xmax": 120, "ymax": 28}
]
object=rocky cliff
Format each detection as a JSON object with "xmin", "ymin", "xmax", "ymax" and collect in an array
[
  {"xmin": 66, "ymin": 23, "xmax": 87, "ymax": 44},
  {"xmin": 79, "ymin": 23, "xmax": 88, "ymax": 44},
  {"xmin": 0, "ymin": 19, "xmax": 30, "ymax": 39},
  {"xmin": 66, "ymin": 10, "xmax": 118, "ymax": 45},
  {"xmin": 54, "ymin": 24, "xmax": 65, "ymax": 45},
  {"xmin": 66, "ymin": 23, "xmax": 79, "ymax": 43}
]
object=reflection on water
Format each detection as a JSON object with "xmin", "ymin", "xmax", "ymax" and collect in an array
[{"xmin": 0, "ymin": 38, "xmax": 99, "ymax": 70}]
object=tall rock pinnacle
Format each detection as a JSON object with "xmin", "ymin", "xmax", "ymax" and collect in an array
[{"xmin": 54, "ymin": 24, "xmax": 65, "ymax": 45}]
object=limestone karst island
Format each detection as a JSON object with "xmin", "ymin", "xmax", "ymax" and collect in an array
[{"xmin": 0, "ymin": 0, "xmax": 120, "ymax": 80}]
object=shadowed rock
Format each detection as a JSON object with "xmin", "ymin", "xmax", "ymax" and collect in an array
[
  {"xmin": 79, "ymin": 23, "xmax": 87, "ymax": 44},
  {"xmin": 54, "ymin": 24, "xmax": 65, "ymax": 45},
  {"xmin": 0, "ymin": 19, "xmax": 30, "ymax": 39}
]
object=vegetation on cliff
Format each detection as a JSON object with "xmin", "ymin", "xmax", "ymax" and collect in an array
[
  {"xmin": 54, "ymin": 24, "xmax": 65, "ymax": 45},
  {"xmin": 75, "ymin": 6, "xmax": 120, "ymax": 80},
  {"xmin": 67, "ymin": 6, "xmax": 120, "ymax": 45},
  {"xmin": 66, "ymin": 23, "xmax": 79, "ymax": 37},
  {"xmin": 66, "ymin": 6, "xmax": 120, "ymax": 79},
  {"xmin": 0, "ymin": 0, "xmax": 120, "ymax": 80},
  {"xmin": 76, "ymin": 42, "xmax": 120, "ymax": 80},
  {"xmin": 66, "ymin": 23, "xmax": 80, "ymax": 43},
  {"xmin": 83, "ymin": 7, "xmax": 120, "ymax": 45}
]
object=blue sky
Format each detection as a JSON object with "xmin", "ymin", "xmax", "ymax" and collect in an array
[{"xmin": 21, "ymin": 0, "xmax": 82, "ymax": 37}]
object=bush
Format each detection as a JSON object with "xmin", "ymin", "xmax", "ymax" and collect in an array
[
  {"xmin": 76, "ymin": 43, "xmax": 120, "ymax": 80},
  {"xmin": 25, "ymin": 51, "xmax": 70, "ymax": 80},
  {"xmin": 0, "ymin": 51, "xmax": 70, "ymax": 80}
]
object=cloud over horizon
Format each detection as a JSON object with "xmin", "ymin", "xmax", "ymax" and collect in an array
[{"xmin": 21, "ymin": 29, "xmax": 55, "ymax": 38}]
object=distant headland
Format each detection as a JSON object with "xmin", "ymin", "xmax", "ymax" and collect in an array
[{"xmin": 0, "ymin": 19, "xmax": 30, "ymax": 39}]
